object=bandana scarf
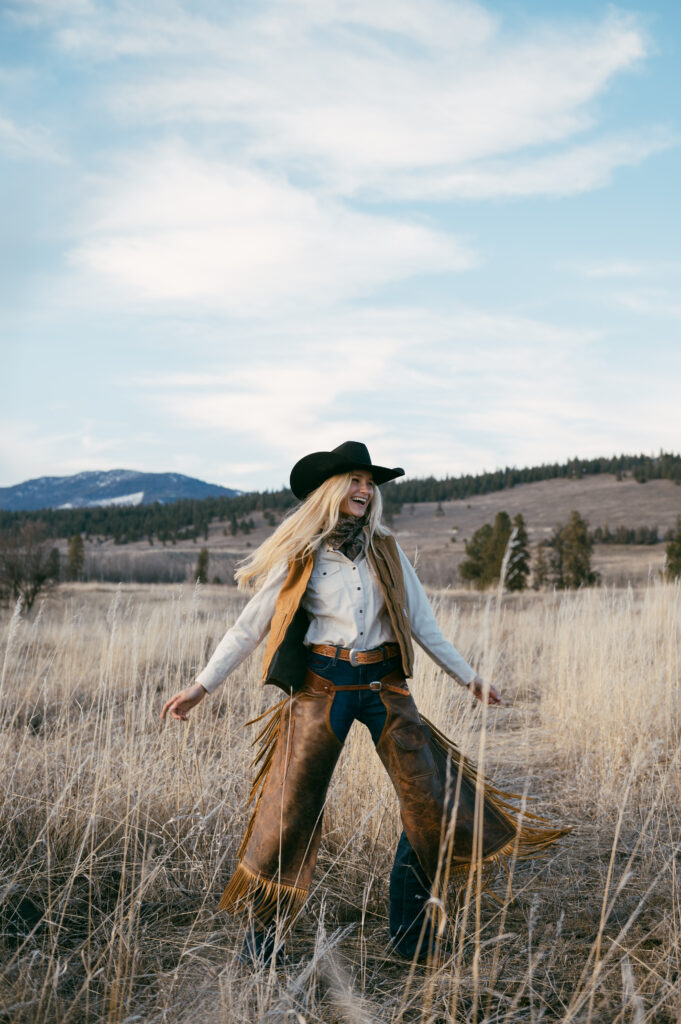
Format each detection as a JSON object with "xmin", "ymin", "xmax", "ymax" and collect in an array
[{"xmin": 325, "ymin": 513, "xmax": 368, "ymax": 561}]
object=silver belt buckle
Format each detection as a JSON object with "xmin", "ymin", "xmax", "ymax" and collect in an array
[
  {"xmin": 348, "ymin": 648, "xmax": 360, "ymax": 667},
  {"xmin": 369, "ymin": 680, "xmax": 382, "ymax": 692}
]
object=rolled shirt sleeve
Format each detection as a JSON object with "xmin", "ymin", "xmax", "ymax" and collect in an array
[
  {"xmin": 195, "ymin": 563, "xmax": 288, "ymax": 693},
  {"xmin": 397, "ymin": 545, "xmax": 476, "ymax": 687}
]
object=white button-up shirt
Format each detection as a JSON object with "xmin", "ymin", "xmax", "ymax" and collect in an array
[{"xmin": 196, "ymin": 540, "xmax": 476, "ymax": 693}]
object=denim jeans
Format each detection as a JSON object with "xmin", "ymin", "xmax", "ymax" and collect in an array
[{"xmin": 305, "ymin": 647, "xmax": 432, "ymax": 957}]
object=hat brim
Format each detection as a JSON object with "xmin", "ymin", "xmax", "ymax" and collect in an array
[{"xmin": 290, "ymin": 451, "xmax": 404, "ymax": 501}]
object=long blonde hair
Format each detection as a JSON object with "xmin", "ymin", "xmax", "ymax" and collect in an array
[{"xmin": 236, "ymin": 472, "xmax": 389, "ymax": 590}]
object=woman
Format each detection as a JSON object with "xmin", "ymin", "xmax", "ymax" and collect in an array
[{"xmin": 162, "ymin": 441, "xmax": 563, "ymax": 966}]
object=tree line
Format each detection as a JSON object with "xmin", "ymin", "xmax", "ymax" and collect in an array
[
  {"xmin": 3, "ymin": 514, "xmax": 681, "ymax": 610},
  {"xmin": 459, "ymin": 511, "xmax": 681, "ymax": 591},
  {"xmin": 0, "ymin": 451, "xmax": 678, "ymax": 545},
  {"xmin": 590, "ymin": 524, "xmax": 675, "ymax": 545}
]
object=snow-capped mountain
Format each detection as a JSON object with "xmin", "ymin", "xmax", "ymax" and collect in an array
[{"xmin": 0, "ymin": 470, "xmax": 240, "ymax": 511}]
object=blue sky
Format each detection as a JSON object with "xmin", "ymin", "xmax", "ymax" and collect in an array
[{"xmin": 2, "ymin": 0, "xmax": 680, "ymax": 491}]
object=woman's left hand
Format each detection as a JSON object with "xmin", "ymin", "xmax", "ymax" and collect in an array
[
  {"xmin": 469, "ymin": 675, "xmax": 502, "ymax": 705},
  {"xmin": 161, "ymin": 682, "xmax": 207, "ymax": 721}
]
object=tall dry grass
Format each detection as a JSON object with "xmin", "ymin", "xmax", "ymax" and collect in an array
[{"xmin": 1, "ymin": 580, "xmax": 679, "ymax": 1023}]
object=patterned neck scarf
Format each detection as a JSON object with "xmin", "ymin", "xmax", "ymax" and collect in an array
[{"xmin": 325, "ymin": 513, "xmax": 368, "ymax": 562}]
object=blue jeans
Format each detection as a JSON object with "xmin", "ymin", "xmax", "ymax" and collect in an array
[{"xmin": 305, "ymin": 648, "xmax": 432, "ymax": 957}]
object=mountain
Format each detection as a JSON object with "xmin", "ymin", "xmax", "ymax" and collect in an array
[{"xmin": 0, "ymin": 470, "xmax": 240, "ymax": 511}]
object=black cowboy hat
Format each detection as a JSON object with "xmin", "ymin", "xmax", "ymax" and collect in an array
[{"xmin": 290, "ymin": 441, "xmax": 405, "ymax": 500}]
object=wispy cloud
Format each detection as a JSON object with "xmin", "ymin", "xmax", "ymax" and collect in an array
[
  {"xmin": 610, "ymin": 288, "xmax": 681, "ymax": 319},
  {"xmin": 0, "ymin": 113, "xmax": 63, "ymax": 162},
  {"xmin": 126, "ymin": 303, "xmax": 619, "ymax": 485},
  {"xmin": 10, "ymin": 1, "xmax": 657, "ymax": 199},
  {"xmin": 387, "ymin": 130, "xmax": 674, "ymax": 199},
  {"xmin": 68, "ymin": 143, "xmax": 475, "ymax": 312},
  {"xmin": 106, "ymin": 4, "xmax": 652, "ymax": 199}
]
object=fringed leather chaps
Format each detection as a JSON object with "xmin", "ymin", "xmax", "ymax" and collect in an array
[{"xmin": 219, "ymin": 680, "xmax": 567, "ymax": 929}]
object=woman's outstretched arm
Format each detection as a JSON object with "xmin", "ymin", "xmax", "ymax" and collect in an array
[{"xmin": 161, "ymin": 562, "xmax": 288, "ymax": 721}]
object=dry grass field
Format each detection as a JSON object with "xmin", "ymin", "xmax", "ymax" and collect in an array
[{"xmin": 1, "ymin": 578, "xmax": 680, "ymax": 1023}]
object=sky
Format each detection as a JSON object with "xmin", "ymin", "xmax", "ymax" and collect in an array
[{"xmin": 2, "ymin": 0, "xmax": 680, "ymax": 492}]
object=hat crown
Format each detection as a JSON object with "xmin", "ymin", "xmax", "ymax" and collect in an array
[{"xmin": 331, "ymin": 441, "xmax": 372, "ymax": 466}]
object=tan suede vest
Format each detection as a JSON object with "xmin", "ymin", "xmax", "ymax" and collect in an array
[{"xmin": 261, "ymin": 532, "xmax": 415, "ymax": 688}]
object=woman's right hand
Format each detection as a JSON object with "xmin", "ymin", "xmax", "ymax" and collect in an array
[
  {"xmin": 161, "ymin": 682, "xmax": 207, "ymax": 721},
  {"xmin": 469, "ymin": 675, "xmax": 502, "ymax": 706}
]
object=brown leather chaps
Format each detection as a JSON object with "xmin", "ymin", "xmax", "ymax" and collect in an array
[{"xmin": 219, "ymin": 675, "xmax": 565, "ymax": 929}]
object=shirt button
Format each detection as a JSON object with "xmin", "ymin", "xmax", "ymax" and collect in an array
[
  {"xmin": 360, "ymin": 631, "xmax": 364, "ymax": 635},
  {"xmin": 357, "ymin": 587, "xmax": 361, "ymax": 591},
  {"xmin": 359, "ymin": 609, "xmax": 363, "ymax": 613}
]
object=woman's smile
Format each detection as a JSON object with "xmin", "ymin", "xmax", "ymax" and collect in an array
[{"xmin": 341, "ymin": 471, "xmax": 375, "ymax": 517}]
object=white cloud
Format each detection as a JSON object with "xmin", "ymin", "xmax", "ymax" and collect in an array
[
  {"xmin": 386, "ymin": 130, "xmax": 674, "ymax": 199},
  {"xmin": 126, "ymin": 303, "xmax": 616, "ymax": 485},
  {"xmin": 69, "ymin": 144, "xmax": 475, "ymax": 312},
  {"xmin": 106, "ymin": 4, "xmax": 650, "ymax": 199},
  {"xmin": 13, "ymin": 1, "xmax": 656, "ymax": 199},
  {"xmin": 0, "ymin": 419, "xmax": 126, "ymax": 486},
  {"xmin": 610, "ymin": 288, "xmax": 681, "ymax": 319},
  {"xmin": 0, "ymin": 114, "xmax": 63, "ymax": 162},
  {"xmin": 578, "ymin": 260, "xmax": 649, "ymax": 279}
]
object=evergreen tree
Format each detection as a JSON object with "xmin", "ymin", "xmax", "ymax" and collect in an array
[
  {"xmin": 459, "ymin": 511, "xmax": 512, "ymax": 589},
  {"xmin": 46, "ymin": 547, "xmax": 60, "ymax": 583},
  {"xmin": 505, "ymin": 513, "xmax": 530, "ymax": 591},
  {"xmin": 459, "ymin": 523, "xmax": 493, "ymax": 587},
  {"xmin": 665, "ymin": 516, "xmax": 681, "ymax": 579},
  {"xmin": 532, "ymin": 542, "xmax": 550, "ymax": 590},
  {"xmin": 550, "ymin": 511, "xmax": 598, "ymax": 589},
  {"xmin": 66, "ymin": 534, "xmax": 85, "ymax": 581},
  {"xmin": 488, "ymin": 511, "xmax": 512, "ymax": 581},
  {"xmin": 195, "ymin": 547, "xmax": 209, "ymax": 583}
]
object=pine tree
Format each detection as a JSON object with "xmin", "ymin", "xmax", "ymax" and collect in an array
[
  {"xmin": 550, "ymin": 511, "xmax": 598, "ymax": 589},
  {"xmin": 195, "ymin": 547, "xmax": 209, "ymax": 584},
  {"xmin": 532, "ymin": 542, "xmax": 550, "ymax": 590},
  {"xmin": 67, "ymin": 534, "xmax": 85, "ymax": 581},
  {"xmin": 488, "ymin": 511, "xmax": 512, "ymax": 581},
  {"xmin": 459, "ymin": 524, "xmax": 493, "ymax": 588},
  {"xmin": 46, "ymin": 548, "xmax": 60, "ymax": 582},
  {"xmin": 459, "ymin": 511, "xmax": 512, "ymax": 589},
  {"xmin": 505, "ymin": 513, "xmax": 530, "ymax": 591},
  {"xmin": 665, "ymin": 516, "xmax": 681, "ymax": 579}
]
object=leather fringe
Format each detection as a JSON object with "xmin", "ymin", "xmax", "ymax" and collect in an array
[
  {"xmin": 218, "ymin": 861, "xmax": 309, "ymax": 927},
  {"xmin": 236, "ymin": 698, "xmax": 288, "ymax": 860},
  {"xmin": 421, "ymin": 713, "xmax": 571, "ymax": 891},
  {"xmin": 221, "ymin": 698, "xmax": 310, "ymax": 927}
]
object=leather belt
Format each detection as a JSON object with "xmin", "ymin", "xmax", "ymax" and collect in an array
[
  {"xmin": 310, "ymin": 642, "xmax": 400, "ymax": 666},
  {"xmin": 303, "ymin": 668, "xmax": 410, "ymax": 697}
]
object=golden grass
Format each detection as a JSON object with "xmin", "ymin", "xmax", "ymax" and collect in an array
[{"xmin": 1, "ymin": 580, "xmax": 680, "ymax": 1023}]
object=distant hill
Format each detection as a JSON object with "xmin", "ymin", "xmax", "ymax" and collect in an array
[{"xmin": 0, "ymin": 470, "xmax": 240, "ymax": 512}]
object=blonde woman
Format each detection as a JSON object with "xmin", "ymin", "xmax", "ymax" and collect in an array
[{"xmin": 162, "ymin": 441, "xmax": 563, "ymax": 966}]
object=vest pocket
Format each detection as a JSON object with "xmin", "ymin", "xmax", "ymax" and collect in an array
[{"xmin": 391, "ymin": 724, "xmax": 433, "ymax": 780}]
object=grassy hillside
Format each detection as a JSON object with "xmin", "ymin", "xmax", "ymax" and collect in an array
[{"xmin": 61, "ymin": 473, "xmax": 679, "ymax": 587}]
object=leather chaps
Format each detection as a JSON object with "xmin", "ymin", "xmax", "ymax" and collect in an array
[{"xmin": 219, "ymin": 673, "xmax": 566, "ymax": 929}]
